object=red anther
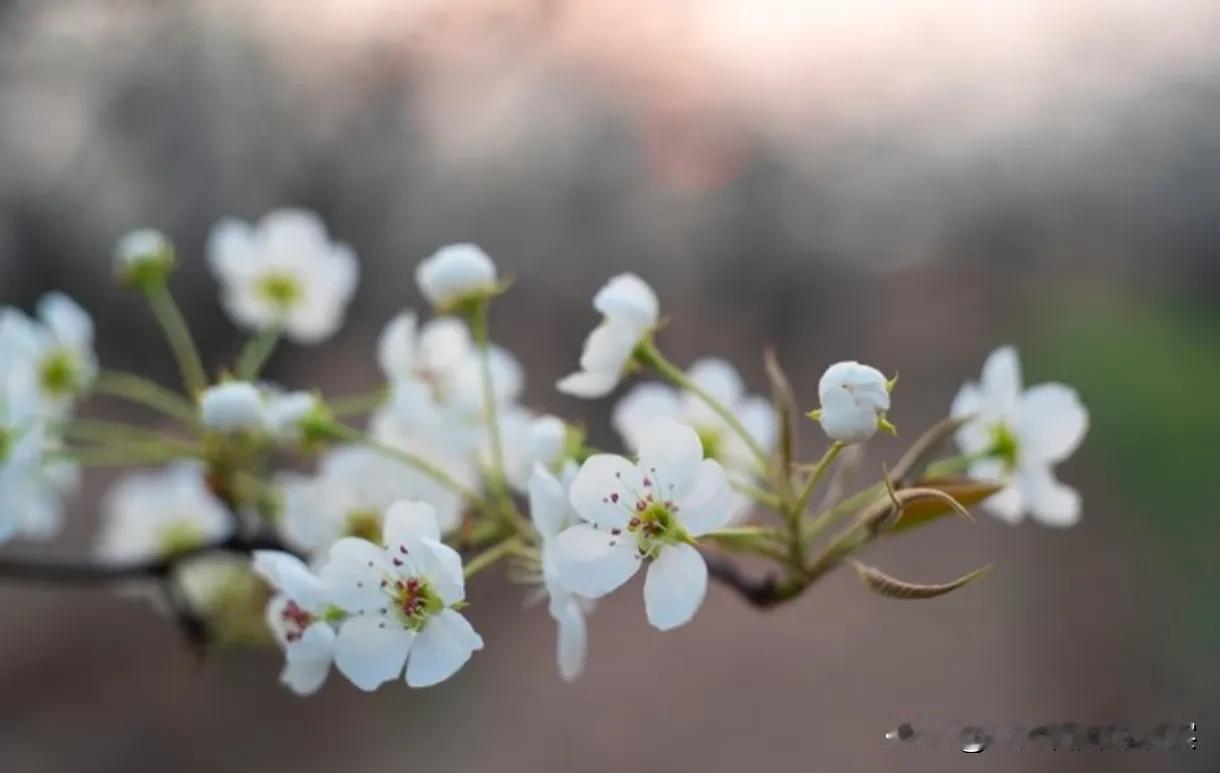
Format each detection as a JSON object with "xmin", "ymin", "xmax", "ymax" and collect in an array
[
  {"xmin": 610, "ymin": 528, "xmax": 622, "ymax": 536},
  {"xmin": 636, "ymin": 501, "xmax": 646, "ymax": 511},
  {"xmin": 610, "ymin": 493, "xmax": 619, "ymax": 503}
]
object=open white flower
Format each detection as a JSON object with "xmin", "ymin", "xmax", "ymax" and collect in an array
[
  {"xmin": 553, "ymin": 419, "xmax": 730, "ymax": 631},
  {"xmin": 207, "ymin": 209, "xmax": 358, "ymax": 343},
  {"xmin": 952, "ymin": 346, "xmax": 1089, "ymax": 527},
  {"xmin": 320, "ymin": 501, "xmax": 484, "ymax": 690},
  {"xmin": 556, "ymin": 274, "xmax": 658, "ymax": 399},
  {"xmin": 415, "ymin": 243, "xmax": 497, "ymax": 311},
  {"xmin": 253, "ymin": 551, "xmax": 337, "ymax": 696},
  {"xmin": 96, "ymin": 463, "xmax": 233, "ymax": 562},
  {"xmin": 263, "ymin": 389, "xmax": 324, "ymax": 444},
  {"xmin": 0, "ymin": 378, "xmax": 78, "ymax": 543},
  {"xmin": 377, "ymin": 312, "xmax": 474, "ymax": 399},
  {"xmin": 528, "ymin": 462, "xmax": 594, "ymax": 681},
  {"xmin": 814, "ymin": 361, "xmax": 892, "ymax": 443},
  {"xmin": 279, "ymin": 445, "xmax": 464, "ymax": 554},
  {"xmin": 0, "ymin": 293, "xmax": 96, "ymax": 418},
  {"xmin": 199, "ymin": 381, "xmax": 264, "ymax": 432}
]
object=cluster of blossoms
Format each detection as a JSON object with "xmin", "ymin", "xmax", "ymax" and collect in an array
[{"xmin": 0, "ymin": 208, "xmax": 1089, "ymax": 696}]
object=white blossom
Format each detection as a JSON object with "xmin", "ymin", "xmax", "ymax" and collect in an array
[
  {"xmin": 253, "ymin": 551, "xmax": 336, "ymax": 696},
  {"xmin": 613, "ymin": 358, "xmax": 773, "ymax": 521},
  {"xmin": 96, "ymin": 462, "xmax": 233, "ymax": 562},
  {"xmin": 0, "ymin": 293, "xmax": 96, "ymax": 418},
  {"xmin": 279, "ymin": 445, "xmax": 464, "ymax": 554},
  {"xmin": 557, "ymin": 274, "xmax": 658, "ymax": 399},
  {"xmin": 952, "ymin": 346, "xmax": 1089, "ymax": 527},
  {"xmin": 199, "ymin": 381, "xmax": 264, "ymax": 432},
  {"xmin": 319, "ymin": 501, "xmax": 484, "ymax": 690},
  {"xmin": 0, "ymin": 378, "xmax": 78, "ymax": 543},
  {"xmin": 263, "ymin": 389, "xmax": 323, "ymax": 443},
  {"xmin": 814, "ymin": 361, "xmax": 892, "ymax": 443},
  {"xmin": 553, "ymin": 419, "xmax": 730, "ymax": 631},
  {"xmin": 415, "ymin": 243, "xmax": 498, "ymax": 310},
  {"xmin": 529, "ymin": 463, "xmax": 594, "ymax": 681},
  {"xmin": 207, "ymin": 209, "xmax": 358, "ymax": 343}
]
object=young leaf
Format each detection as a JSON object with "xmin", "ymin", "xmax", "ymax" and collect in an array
[
  {"xmin": 886, "ymin": 478, "xmax": 1002, "ymax": 535},
  {"xmin": 850, "ymin": 561, "xmax": 993, "ymax": 600}
]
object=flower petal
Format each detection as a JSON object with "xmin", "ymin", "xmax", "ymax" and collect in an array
[
  {"xmin": 674, "ymin": 460, "xmax": 731, "ymax": 536},
  {"xmin": 553, "ymin": 523, "xmax": 641, "ymax": 598},
  {"xmin": 406, "ymin": 609, "xmax": 484, "ymax": 688},
  {"xmin": 287, "ymin": 621, "xmax": 336, "ymax": 664},
  {"xmin": 376, "ymin": 311, "xmax": 418, "ymax": 381},
  {"xmin": 333, "ymin": 616, "xmax": 413, "ymax": 692},
  {"xmin": 1016, "ymin": 383, "xmax": 1088, "ymax": 465},
  {"xmin": 644, "ymin": 543, "xmax": 707, "ymax": 631},
  {"xmin": 37, "ymin": 292, "xmax": 93, "ymax": 349},
  {"xmin": 568, "ymin": 454, "xmax": 646, "ymax": 528},
  {"xmin": 592, "ymin": 273, "xmax": 658, "ymax": 330},
  {"xmin": 578, "ymin": 317, "xmax": 639, "ymax": 374},
  {"xmin": 637, "ymin": 419, "xmax": 705, "ymax": 503},
  {"xmin": 556, "ymin": 369, "xmax": 620, "ymax": 399},
  {"xmin": 418, "ymin": 538, "xmax": 466, "ymax": 605},
  {"xmin": 1019, "ymin": 466, "xmax": 1081, "ymax": 528},
  {"xmin": 612, "ymin": 383, "xmax": 682, "ymax": 452},
  {"xmin": 555, "ymin": 598, "xmax": 588, "ymax": 682},
  {"xmin": 529, "ymin": 464, "xmax": 572, "ymax": 541},
  {"xmin": 981, "ymin": 345, "xmax": 1022, "ymax": 416},
  {"xmin": 320, "ymin": 538, "xmax": 394, "ymax": 612},
  {"xmin": 382, "ymin": 500, "xmax": 440, "ymax": 550},
  {"xmin": 280, "ymin": 655, "xmax": 332, "ymax": 696},
  {"xmin": 969, "ymin": 460, "xmax": 1026, "ymax": 524},
  {"xmin": 252, "ymin": 551, "xmax": 325, "ymax": 611}
]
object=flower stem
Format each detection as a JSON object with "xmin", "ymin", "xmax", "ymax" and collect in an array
[
  {"xmin": 328, "ymin": 388, "xmax": 388, "ymax": 418},
  {"xmin": 63, "ymin": 419, "xmax": 199, "ymax": 455},
  {"xmin": 326, "ymin": 422, "xmax": 480, "ymax": 502},
  {"xmin": 463, "ymin": 537, "xmax": 521, "ymax": 578},
  {"xmin": 144, "ymin": 282, "xmax": 207, "ymax": 396},
  {"xmin": 236, "ymin": 326, "xmax": 281, "ymax": 381},
  {"xmin": 792, "ymin": 442, "xmax": 845, "ymax": 518},
  {"xmin": 728, "ymin": 477, "xmax": 782, "ymax": 510},
  {"xmin": 93, "ymin": 370, "xmax": 200, "ymax": 426},
  {"xmin": 634, "ymin": 341, "xmax": 771, "ymax": 472},
  {"xmin": 470, "ymin": 299, "xmax": 511, "ymax": 510}
]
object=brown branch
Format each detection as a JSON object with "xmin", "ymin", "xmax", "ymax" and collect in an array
[{"xmin": 703, "ymin": 552, "xmax": 805, "ymax": 609}]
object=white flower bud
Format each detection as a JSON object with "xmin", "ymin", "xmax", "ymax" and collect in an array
[
  {"xmin": 199, "ymin": 382, "xmax": 264, "ymax": 432},
  {"xmin": 529, "ymin": 415, "xmax": 567, "ymax": 469},
  {"xmin": 814, "ymin": 361, "xmax": 892, "ymax": 444},
  {"xmin": 114, "ymin": 228, "xmax": 174, "ymax": 284},
  {"xmin": 415, "ymin": 243, "xmax": 497, "ymax": 310},
  {"xmin": 264, "ymin": 390, "xmax": 324, "ymax": 443}
]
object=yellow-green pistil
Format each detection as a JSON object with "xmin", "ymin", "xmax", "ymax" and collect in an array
[
  {"xmin": 392, "ymin": 576, "xmax": 444, "ymax": 632},
  {"xmin": 619, "ymin": 500, "xmax": 689, "ymax": 558},
  {"xmin": 257, "ymin": 272, "xmax": 303, "ymax": 309},
  {"xmin": 39, "ymin": 350, "xmax": 82, "ymax": 396},
  {"xmin": 344, "ymin": 509, "xmax": 382, "ymax": 542},
  {"xmin": 988, "ymin": 423, "xmax": 1020, "ymax": 471},
  {"xmin": 158, "ymin": 520, "xmax": 206, "ymax": 557}
]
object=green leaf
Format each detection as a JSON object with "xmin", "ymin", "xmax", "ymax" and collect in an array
[{"xmin": 851, "ymin": 561, "xmax": 993, "ymax": 600}]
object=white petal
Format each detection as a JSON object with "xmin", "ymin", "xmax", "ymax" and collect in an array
[
  {"xmin": 674, "ymin": 460, "xmax": 731, "ymax": 536},
  {"xmin": 37, "ymin": 292, "xmax": 92, "ymax": 349},
  {"xmin": 333, "ymin": 616, "xmax": 412, "ymax": 692},
  {"xmin": 592, "ymin": 273, "xmax": 658, "ymax": 330},
  {"xmin": 280, "ymin": 655, "xmax": 332, "ymax": 696},
  {"xmin": 636, "ymin": 419, "xmax": 705, "ymax": 503},
  {"xmin": 376, "ymin": 311, "xmax": 418, "ymax": 381},
  {"xmin": 416, "ymin": 243, "xmax": 497, "ymax": 307},
  {"xmin": 1018, "ymin": 466, "xmax": 1081, "ymax": 528},
  {"xmin": 418, "ymin": 538, "xmax": 466, "ymax": 605},
  {"xmin": 286, "ymin": 620, "xmax": 336, "ymax": 664},
  {"xmin": 555, "ymin": 598, "xmax": 588, "ymax": 682},
  {"xmin": 199, "ymin": 382, "xmax": 264, "ymax": 431},
  {"xmin": 252, "ymin": 551, "xmax": 325, "ymax": 611},
  {"xmin": 951, "ymin": 383, "xmax": 992, "ymax": 454},
  {"xmin": 578, "ymin": 317, "xmax": 640, "ymax": 374},
  {"xmin": 612, "ymin": 383, "xmax": 681, "ymax": 451},
  {"xmin": 568, "ymin": 454, "xmax": 646, "ymax": 528},
  {"xmin": 406, "ymin": 609, "xmax": 484, "ymax": 688},
  {"xmin": 969, "ymin": 460, "xmax": 1026, "ymax": 524},
  {"xmin": 529, "ymin": 464, "xmax": 571, "ymax": 541},
  {"xmin": 981, "ymin": 345, "xmax": 1022, "ymax": 416},
  {"xmin": 644, "ymin": 543, "xmax": 707, "ymax": 631},
  {"xmin": 207, "ymin": 218, "xmax": 256, "ymax": 280},
  {"xmin": 556, "ymin": 369, "xmax": 620, "ymax": 399},
  {"xmin": 1015, "ymin": 384, "xmax": 1088, "ymax": 465},
  {"xmin": 319, "ymin": 538, "xmax": 394, "ymax": 612},
  {"xmin": 528, "ymin": 415, "xmax": 567, "ymax": 469},
  {"xmin": 553, "ymin": 523, "xmax": 641, "ymax": 598},
  {"xmin": 382, "ymin": 500, "xmax": 441, "ymax": 548}
]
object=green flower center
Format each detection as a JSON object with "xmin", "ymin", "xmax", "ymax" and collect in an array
[
  {"xmin": 39, "ymin": 350, "xmax": 81, "ymax": 396},
  {"xmin": 257, "ymin": 272, "xmax": 302, "ymax": 309},
  {"xmin": 344, "ymin": 509, "xmax": 382, "ymax": 542},
  {"xmin": 158, "ymin": 520, "xmax": 206, "ymax": 556},
  {"xmin": 625, "ymin": 501, "xmax": 687, "ymax": 557},
  {"xmin": 988, "ymin": 423, "xmax": 1020, "ymax": 471},
  {"xmin": 393, "ymin": 577, "xmax": 444, "ymax": 631},
  {"xmin": 0, "ymin": 426, "xmax": 11, "ymax": 463}
]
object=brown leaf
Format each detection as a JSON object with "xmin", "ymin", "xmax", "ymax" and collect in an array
[
  {"xmin": 763, "ymin": 347, "xmax": 798, "ymax": 485},
  {"xmin": 851, "ymin": 561, "xmax": 993, "ymax": 600},
  {"xmin": 886, "ymin": 478, "xmax": 1003, "ymax": 534}
]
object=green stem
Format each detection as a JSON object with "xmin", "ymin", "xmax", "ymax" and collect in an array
[
  {"xmin": 728, "ymin": 478, "xmax": 782, "ymax": 510},
  {"xmin": 63, "ymin": 419, "xmax": 198, "ymax": 454},
  {"xmin": 463, "ymin": 537, "xmax": 521, "ymax": 578},
  {"xmin": 792, "ymin": 442, "xmax": 845, "ymax": 519},
  {"xmin": 328, "ymin": 388, "xmax": 387, "ymax": 419},
  {"xmin": 470, "ymin": 300, "xmax": 507, "ymax": 489},
  {"xmin": 327, "ymin": 423, "xmax": 480, "ymax": 502},
  {"xmin": 635, "ymin": 341, "xmax": 771, "ymax": 472},
  {"xmin": 92, "ymin": 370, "xmax": 199, "ymax": 426},
  {"xmin": 57, "ymin": 445, "xmax": 201, "ymax": 467},
  {"xmin": 144, "ymin": 282, "xmax": 207, "ymax": 396},
  {"xmin": 236, "ymin": 327, "xmax": 282, "ymax": 381}
]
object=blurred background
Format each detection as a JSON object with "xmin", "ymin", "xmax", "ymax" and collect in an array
[{"xmin": 1, "ymin": 0, "xmax": 1218, "ymax": 770}]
